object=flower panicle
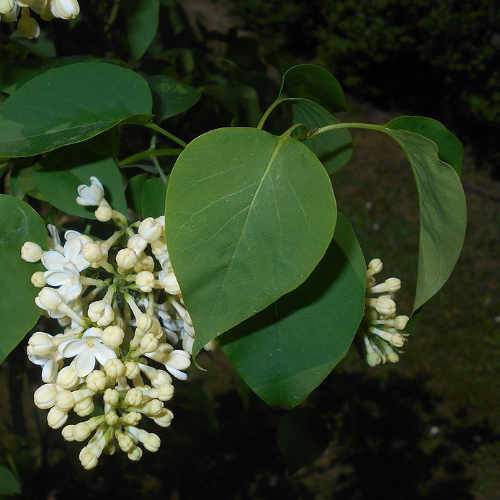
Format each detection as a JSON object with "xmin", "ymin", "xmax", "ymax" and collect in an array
[
  {"xmin": 21, "ymin": 176, "xmax": 200, "ymax": 470},
  {"xmin": 362, "ymin": 258, "xmax": 410, "ymax": 367}
]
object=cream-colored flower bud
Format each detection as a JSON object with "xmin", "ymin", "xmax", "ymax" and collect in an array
[
  {"xmin": 142, "ymin": 432, "xmax": 161, "ymax": 453},
  {"xmin": 370, "ymin": 277, "xmax": 402, "ymax": 294},
  {"xmin": 116, "ymin": 430, "xmax": 134, "ymax": 453},
  {"xmin": 73, "ymin": 421, "xmax": 92, "ymax": 442},
  {"xmin": 73, "ymin": 397, "xmax": 94, "ymax": 417},
  {"xmin": 367, "ymin": 296, "xmax": 396, "ymax": 316},
  {"xmin": 135, "ymin": 271, "xmax": 155, "ymax": 293},
  {"xmin": 140, "ymin": 333, "xmax": 159, "ymax": 354},
  {"xmin": 86, "ymin": 370, "xmax": 107, "ymax": 392},
  {"xmin": 21, "ymin": 241, "xmax": 43, "ymax": 262},
  {"xmin": 138, "ymin": 217, "xmax": 162, "ymax": 242},
  {"xmin": 153, "ymin": 408, "xmax": 174, "ymax": 428},
  {"xmin": 116, "ymin": 248, "xmax": 137, "ymax": 270},
  {"xmin": 56, "ymin": 366, "xmax": 79, "ymax": 390},
  {"xmin": 151, "ymin": 369, "xmax": 172, "ymax": 388},
  {"xmin": 82, "ymin": 241, "xmax": 103, "ymax": 264},
  {"xmin": 103, "ymin": 388, "xmax": 120, "ymax": 406},
  {"xmin": 149, "ymin": 383, "xmax": 174, "ymax": 402},
  {"xmin": 95, "ymin": 200, "xmax": 112, "ymax": 222},
  {"xmin": 0, "ymin": 0, "xmax": 16, "ymax": 15},
  {"xmin": 134, "ymin": 255, "xmax": 155, "ymax": 273},
  {"xmin": 1, "ymin": 1, "xmax": 18, "ymax": 21},
  {"xmin": 124, "ymin": 388, "xmax": 143, "ymax": 407},
  {"xmin": 158, "ymin": 269, "xmax": 181, "ymax": 295},
  {"xmin": 27, "ymin": 332, "xmax": 53, "ymax": 357},
  {"xmin": 17, "ymin": 11, "xmax": 40, "ymax": 39},
  {"xmin": 121, "ymin": 411, "xmax": 141, "ymax": 425},
  {"xmin": 102, "ymin": 325, "xmax": 124, "ymax": 348},
  {"xmin": 47, "ymin": 406, "xmax": 68, "ymax": 429},
  {"xmin": 127, "ymin": 445, "xmax": 143, "ymax": 461},
  {"xmin": 127, "ymin": 234, "xmax": 147, "ymax": 255},
  {"xmin": 142, "ymin": 399, "xmax": 163, "ymax": 417},
  {"xmin": 394, "ymin": 315, "xmax": 409, "ymax": 330},
  {"xmin": 62, "ymin": 424, "xmax": 75, "ymax": 442},
  {"xmin": 136, "ymin": 314, "xmax": 152, "ymax": 331},
  {"xmin": 55, "ymin": 389, "xmax": 75, "ymax": 412},
  {"xmin": 367, "ymin": 258, "xmax": 383, "ymax": 276},
  {"xmin": 36, "ymin": 287, "xmax": 62, "ymax": 311},
  {"xmin": 88, "ymin": 300, "xmax": 114, "ymax": 327},
  {"xmin": 50, "ymin": 0, "xmax": 80, "ymax": 19},
  {"xmin": 125, "ymin": 361, "xmax": 139, "ymax": 379},
  {"xmin": 104, "ymin": 359, "xmax": 125, "ymax": 379},
  {"xmin": 34, "ymin": 383, "xmax": 57, "ymax": 409},
  {"xmin": 150, "ymin": 237, "xmax": 167, "ymax": 256},
  {"xmin": 31, "ymin": 271, "xmax": 46, "ymax": 288},
  {"xmin": 79, "ymin": 446, "xmax": 98, "ymax": 470},
  {"xmin": 105, "ymin": 410, "xmax": 119, "ymax": 427}
]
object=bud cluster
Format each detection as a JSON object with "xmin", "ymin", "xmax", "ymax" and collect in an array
[
  {"xmin": 22, "ymin": 176, "xmax": 198, "ymax": 469},
  {"xmin": 0, "ymin": 0, "xmax": 79, "ymax": 39},
  {"xmin": 362, "ymin": 258, "xmax": 409, "ymax": 366}
]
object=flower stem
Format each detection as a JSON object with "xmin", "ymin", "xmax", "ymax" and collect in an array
[
  {"xmin": 143, "ymin": 123, "xmax": 187, "ymax": 148},
  {"xmin": 119, "ymin": 147, "xmax": 182, "ymax": 167},
  {"xmin": 257, "ymin": 97, "xmax": 287, "ymax": 130},
  {"xmin": 307, "ymin": 122, "xmax": 386, "ymax": 139}
]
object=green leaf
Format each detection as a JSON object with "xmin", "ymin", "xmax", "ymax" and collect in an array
[
  {"xmin": 166, "ymin": 127, "xmax": 337, "ymax": 356},
  {"xmin": 221, "ymin": 214, "xmax": 366, "ymax": 408},
  {"xmin": 292, "ymin": 99, "xmax": 353, "ymax": 174},
  {"xmin": 127, "ymin": 0, "xmax": 160, "ymax": 60},
  {"xmin": 30, "ymin": 143, "xmax": 127, "ymax": 218},
  {"xmin": 148, "ymin": 75, "xmax": 202, "ymax": 122},
  {"xmin": 280, "ymin": 64, "xmax": 347, "ymax": 112},
  {"xmin": 384, "ymin": 129, "xmax": 467, "ymax": 311},
  {"xmin": 0, "ymin": 465, "xmax": 21, "ymax": 495},
  {"xmin": 0, "ymin": 195, "xmax": 46, "ymax": 363},
  {"xmin": 388, "ymin": 116, "xmax": 464, "ymax": 175},
  {"xmin": 128, "ymin": 174, "xmax": 167, "ymax": 217},
  {"xmin": 0, "ymin": 62, "xmax": 152, "ymax": 158}
]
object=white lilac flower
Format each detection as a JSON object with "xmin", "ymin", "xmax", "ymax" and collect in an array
[
  {"xmin": 59, "ymin": 328, "xmax": 116, "ymax": 377},
  {"xmin": 76, "ymin": 176, "xmax": 105, "ymax": 207},
  {"xmin": 42, "ymin": 236, "xmax": 89, "ymax": 273},
  {"xmin": 45, "ymin": 263, "xmax": 82, "ymax": 302},
  {"xmin": 164, "ymin": 350, "xmax": 191, "ymax": 380}
]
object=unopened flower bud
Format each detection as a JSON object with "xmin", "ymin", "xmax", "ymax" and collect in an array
[
  {"xmin": 105, "ymin": 410, "xmax": 119, "ymax": 426},
  {"xmin": 368, "ymin": 296, "xmax": 396, "ymax": 316},
  {"xmin": 127, "ymin": 445, "xmax": 143, "ymax": 461},
  {"xmin": 79, "ymin": 446, "xmax": 98, "ymax": 470},
  {"xmin": 153, "ymin": 408, "xmax": 174, "ymax": 428},
  {"xmin": 127, "ymin": 234, "xmax": 147, "ymax": 255},
  {"xmin": 27, "ymin": 332, "xmax": 53, "ymax": 357},
  {"xmin": 50, "ymin": 0, "xmax": 80, "ymax": 20},
  {"xmin": 370, "ymin": 277, "xmax": 402, "ymax": 294},
  {"xmin": 35, "ymin": 287, "xmax": 62, "ymax": 311},
  {"xmin": 62, "ymin": 424, "xmax": 76, "ymax": 441},
  {"xmin": 21, "ymin": 241, "xmax": 43, "ymax": 262},
  {"xmin": 34, "ymin": 384, "xmax": 58, "ymax": 409},
  {"xmin": 116, "ymin": 248, "xmax": 137, "ymax": 270},
  {"xmin": 82, "ymin": 242, "xmax": 103, "ymax": 264},
  {"xmin": 142, "ymin": 432, "xmax": 161, "ymax": 453},
  {"xmin": 135, "ymin": 271, "xmax": 155, "ymax": 292},
  {"xmin": 125, "ymin": 361, "xmax": 139, "ymax": 379},
  {"xmin": 73, "ymin": 421, "xmax": 93, "ymax": 442},
  {"xmin": 138, "ymin": 217, "xmax": 162, "ymax": 242},
  {"xmin": 56, "ymin": 366, "xmax": 79, "ymax": 390},
  {"xmin": 116, "ymin": 431, "xmax": 134, "ymax": 453},
  {"xmin": 142, "ymin": 399, "xmax": 163, "ymax": 417},
  {"xmin": 140, "ymin": 333, "xmax": 159, "ymax": 354},
  {"xmin": 158, "ymin": 269, "xmax": 181, "ymax": 295},
  {"xmin": 102, "ymin": 325, "xmax": 124, "ymax": 348},
  {"xmin": 88, "ymin": 301, "xmax": 115, "ymax": 327},
  {"xmin": 0, "ymin": 0, "xmax": 16, "ymax": 15},
  {"xmin": 367, "ymin": 258, "xmax": 383, "ymax": 276},
  {"xmin": 124, "ymin": 388, "xmax": 143, "ymax": 407},
  {"xmin": 47, "ymin": 406, "xmax": 68, "ymax": 429},
  {"xmin": 134, "ymin": 255, "xmax": 155, "ymax": 272},
  {"xmin": 121, "ymin": 412, "xmax": 141, "ymax": 425},
  {"xmin": 73, "ymin": 397, "xmax": 94, "ymax": 417},
  {"xmin": 136, "ymin": 314, "xmax": 152, "ymax": 331},
  {"xmin": 103, "ymin": 388, "xmax": 120, "ymax": 406},
  {"xmin": 104, "ymin": 359, "xmax": 125, "ymax": 379},
  {"xmin": 95, "ymin": 201, "xmax": 112, "ymax": 222},
  {"xmin": 55, "ymin": 389, "xmax": 75, "ymax": 412},
  {"xmin": 31, "ymin": 271, "xmax": 46, "ymax": 287},
  {"xmin": 86, "ymin": 370, "xmax": 107, "ymax": 392}
]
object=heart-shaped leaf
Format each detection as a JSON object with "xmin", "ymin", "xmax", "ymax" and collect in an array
[
  {"xmin": 127, "ymin": 0, "xmax": 160, "ymax": 60},
  {"xmin": 292, "ymin": 99, "xmax": 352, "ymax": 174},
  {"xmin": 0, "ymin": 62, "xmax": 152, "ymax": 157},
  {"xmin": 388, "ymin": 116, "xmax": 463, "ymax": 175},
  {"xmin": 0, "ymin": 195, "xmax": 47, "ymax": 363},
  {"xmin": 166, "ymin": 127, "xmax": 337, "ymax": 355},
  {"xmin": 280, "ymin": 64, "xmax": 347, "ymax": 112},
  {"xmin": 221, "ymin": 214, "xmax": 366, "ymax": 407}
]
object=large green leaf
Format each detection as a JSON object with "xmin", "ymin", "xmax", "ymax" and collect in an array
[
  {"xmin": 280, "ymin": 64, "xmax": 347, "ymax": 112},
  {"xmin": 0, "ymin": 62, "xmax": 152, "ymax": 157},
  {"xmin": 127, "ymin": 0, "xmax": 160, "ymax": 60},
  {"xmin": 29, "ymin": 143, "xmax": 127, "ymax": 218},
  {"xmin": 0, "ymin": 465, "xmax": 21, "ymax": 495},
  {"xmin": 388, "ymin": 116, "xmax": 464, "ymax": 175},
  {"xmin": 0, "ymin": 196, "xmax": 46, "ymax": 363},
  {"xmin": 292, "ymin": 99, "xmax": 353, "ymax": 174},
  {"xmin": 166, "ymin": 127, "xmax": 337, "ymax": 356},
  {"xmin": 384, "ymin": 128, "xmax": 467, "ymax": 311},
  {"xmin": 128, "ymin": 174, "xmax": 167, "ymax": 217},
  {"xmin": 221, "ymin": 214, "xmax": 366, "ymax": 408},
  {"xmin": 148, "ymin": 75, "xmax": 202, "ymax": 122}
]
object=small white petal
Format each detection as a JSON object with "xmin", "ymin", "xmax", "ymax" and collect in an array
[
  {"xmin": 59, "ymin": 339, "xmax": 85, "ymax": 358},
  {"xmin": 93, "ymin": 343, "xmax": 116, "ymax": 366},
  {"xmin": 42, "ymin": 251, "xmax": 67, "ymax": 271},
  {"xmin": 74, "ymin": 350, "xmax": 96, "ymax": 377},
  {"xmin": 167, "ymin": 350, "xmax": 191, "ymax": 370},
  {"xmin": 165, "ymin": 366, "xmax": 188, "ymax": 381},
  {"xmin": 58, "ymin": 283, "xmax": 82, "ymax": 302},
  {"xmin": 42, "ymin": 359, "xmax": 58, "ymax": 383}
]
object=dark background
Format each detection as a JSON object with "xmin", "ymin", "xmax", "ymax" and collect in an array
[{"xmin": 0, "ymin": 1, "xmax": 498, "ymax": 498}]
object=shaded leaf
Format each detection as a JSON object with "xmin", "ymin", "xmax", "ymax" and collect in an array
[
  {"xmin": 129, "ymin": 174, "xmax": 167, "ymax": 217},
  {"xmin": 148, "ymin": 75, "xmax": 201, "ymax": 121},
  {"xmin": 166, "ymin": 127, "xmax": 337, "ymax": 356},
  {"xmin": 0, "ymin": 62, "xmax": 152, "ymax": 157},
  {"xmin": 127, "ymin": 0, "xmax": 160, "ymax": 60},
  {"xmin": 221, "ymin": 214, "xmax": 365, "ymax": 407},
  {"xmin": 0, "ymin": 196, "xmax": 46, "ymax": 363}
]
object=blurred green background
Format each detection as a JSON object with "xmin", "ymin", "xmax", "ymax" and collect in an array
[{"xmin": 0, "ymin": 1, "xmax": 498, "ymax": 498}]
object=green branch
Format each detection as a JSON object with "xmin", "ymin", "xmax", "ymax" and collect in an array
[{"xmin": 119, "ymin": 147, "xmax": 182, "ymax": 167}]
